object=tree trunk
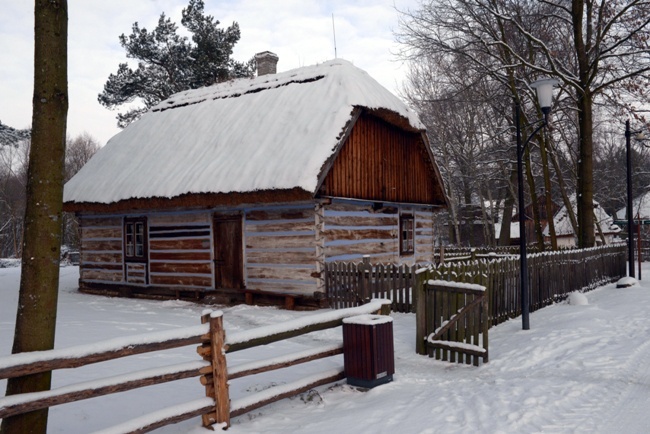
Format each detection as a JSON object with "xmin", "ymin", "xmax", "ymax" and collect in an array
[
  {"xmin": 498, "ymin": 156, "xmax": 518, "ymax": 247},
  {"xmin": 1, "ymin": 1, "xmax": 68, "ymax": 433},
  {"xmin": 539, "ymin": 135, "xmax": 558, "ymax": 249},
  {"xmin": 572, "ymin": 0, "xmax": 595, "ymax": 248},
  {"xmin": 576, "ymin": 90, "xmax": 595, "ymax": 248},
  {"xmin": 524, "ymin": 139, "xmax": 545, "ymax": 250}
]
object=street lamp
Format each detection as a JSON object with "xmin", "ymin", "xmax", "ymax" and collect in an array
[
  {"xmin": 516, "ymin": 78, "xmax": 558, "ymax": 331},
  {"xmin": 625, "ymin": 120, "xmax": 649, "ymax": 279}
]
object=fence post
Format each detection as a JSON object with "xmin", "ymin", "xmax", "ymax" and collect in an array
[
  {"xmin": 199, "ymin": 311, "xmax": 230, "ymax": 429},
  {"xmin": 481, "ymin": 294, "xmax": 489, "ymax": 363},
  {"xmin": 359, "ymin": 256, "xmax": 372, "ymax": 303},
  {"xmin": 415, "ymin": 267, "xmax": 428, "ymax": 355}
]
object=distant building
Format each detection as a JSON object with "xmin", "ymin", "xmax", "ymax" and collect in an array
[
  {"xmin": 545, "ymin": 195, "xmax": 621, "ymax": 247},
  {"xmin": 511, "ymin": 195, "xmax": 561, "ymax": 245},
  {"xmin": 446, "ymin": 204, "xmax": 495, "ymax": 247}
]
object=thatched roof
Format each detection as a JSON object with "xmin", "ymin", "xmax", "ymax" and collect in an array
[{"xmin": 64, "ymin": 59, "xmax": 424, "ymax": 206}]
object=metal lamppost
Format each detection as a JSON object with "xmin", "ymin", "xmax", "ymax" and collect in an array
[
  {"xmin": 516, "ymin": 78, "xmax": 558, "ymax": 331},
  {"xmin": 625, "ymin": 120, "xmax": 649, "ymax": 278},
  {"xmin": 626, "ymin": 120, "xmax": 636, "ymax": 278}
]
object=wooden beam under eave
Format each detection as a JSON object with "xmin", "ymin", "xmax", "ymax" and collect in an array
[{"xmin": 63, "ymin": 188, "xmax": 314, "ymax": 214}]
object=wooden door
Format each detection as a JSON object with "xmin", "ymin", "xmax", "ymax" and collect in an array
[{"xmin": 213, "ymin": 216, "xmax": 244, "ymax": 289}]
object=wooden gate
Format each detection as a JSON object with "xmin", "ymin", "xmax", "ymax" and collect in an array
[{"xmin": 415, "ymin": 279, "xmax": 489, "ymax": 366}]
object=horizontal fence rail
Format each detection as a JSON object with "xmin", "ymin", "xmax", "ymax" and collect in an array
[
  {"xmin": 0, "ymin": 300, "xmax": 390, "ymax": 433},
  {"xmin": 1, "ymin": 300, "xmax": 392, "ymax": 433},
  {"xmin": 0, "ymin": 325, "xmax": 210, "ymax": 429},
  {"xmin": 197, "ymin": 299, "xmax": 392, "ymax": 429}
]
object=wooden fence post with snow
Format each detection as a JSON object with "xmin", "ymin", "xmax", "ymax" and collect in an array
[
  {"xmin": 198, "ymin": 310, "xmax": 230, "ymax": 429},
  {"xmin": 358, "ymin": 256, "xmax": 372, "ymax": 302},
  {"xmin": 414, "ymin": 267, "xmax": 429, "ymax": 356}
]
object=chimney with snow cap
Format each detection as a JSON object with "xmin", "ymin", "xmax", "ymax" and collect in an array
[{"xmin": 255, "ymin": 51, "xmax": 279, "ymax": 76}]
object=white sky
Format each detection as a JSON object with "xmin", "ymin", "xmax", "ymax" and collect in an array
[{"xmin": 0, "ymin": 0, "xmax": 419, "ymax": 146}]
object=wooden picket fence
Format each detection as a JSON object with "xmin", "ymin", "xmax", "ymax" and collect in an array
[
  {"xmin": 415, "ymin": 280, "xmax": 489, "ymax": 365},
  {"xmin": 325, "ymin": 257, "xmax": 415, "ymax": 312},
  {"xmin": 325, "ymin": 244, "xmax": 627, "ymax": 325},
  {"xmin": 0, "ymin": 300, "xmax": 391, "ymax": 432}
]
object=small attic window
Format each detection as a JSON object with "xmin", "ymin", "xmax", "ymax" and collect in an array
[{"xmin": 400, "ymin": 214, "xmax": 414, "ymax": 256}]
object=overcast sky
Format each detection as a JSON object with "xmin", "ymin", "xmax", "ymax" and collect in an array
[{"xmin": 0, "ymin": 0, "xmax": 419, "ymax": 146}]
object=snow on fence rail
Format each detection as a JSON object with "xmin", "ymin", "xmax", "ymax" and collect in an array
[
  {"xmin": 0, "ymin": 300, "xmax": 392, "ymax": 432},
  {"xmin": 196, "ymin": 299, "xmax": 392, "ymax": 429}
]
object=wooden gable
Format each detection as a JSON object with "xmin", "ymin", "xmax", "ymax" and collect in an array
[{"xmin": 319, "ymin": 111, "xmax": 446, "ymax": 206}]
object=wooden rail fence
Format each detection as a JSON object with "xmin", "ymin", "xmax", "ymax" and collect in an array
[
  {"xmin": 0, "ymin": 300, "xmax": 391, "ymax": 432},
  {"xmin": 326, "ymin": 244, "xmax": 627, "ymax": 325},
  {"xmin": 415, "ymin": 280, "xmax": 489, "ymax": 365}
]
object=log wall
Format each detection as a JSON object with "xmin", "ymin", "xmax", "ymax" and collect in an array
[
  {"xmin": 244, "ymin": 204, "xmax": 318, "ymax": 296},
  {"xmin": 414, "ymin": 209, "xmax": 435, "ymax": 263},
  {"xmin": 322, "ymin": 201, "xmax": 435, "ymax": 264},
  {"xmin": 79, "ymin": 216, "xmax": 123, "ymax": 283},
  {"xmin": 148, "ymin": 212, "xmax": 213, "ymax": 288},
  {"xmin": 77, "ymin": 201, "xmax": 434, "ymax": 299}
]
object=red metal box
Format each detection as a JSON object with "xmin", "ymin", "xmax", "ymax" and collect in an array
[{"xmin": 342, "ymin": 314, "xmax": 395, "ymax": 388}]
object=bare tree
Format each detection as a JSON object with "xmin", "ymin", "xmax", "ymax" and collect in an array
[
  {"xmin": 398, "ymin": 0, "xmax": 650, "ymax": 248},
  {"xmin": 62, "ymin": 133, "xmax": 100, "ymax": 249},
  {"xmin": 1, "ymin": 1, "xmax": 68, "ymax": 433},
  {"xmin": 400, "ymin": 52, "xmax": 513, "ymax": 246},
  {"xmin": 0, "ymin": 141, "xmax": 29, "ymax": 257}
]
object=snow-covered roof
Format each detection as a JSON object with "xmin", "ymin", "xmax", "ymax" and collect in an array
[
  {"xmin": 494, "ymin": 221, "xmax": 521, "ymax": 240},
  {"xmin": 64, "ymin": 59, "xmax": 424, "ymax": 205},
  {"xmin": 616, "ymin": 190, "xmax": 650, "ymax": 221},
  {"xmin": 544, "ymin": 195, "xmax": 621, "ymax": 237}
]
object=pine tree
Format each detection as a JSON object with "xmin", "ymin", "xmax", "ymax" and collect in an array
[
  {"xmin": 98, "ymin": 0, "xmax": 254, "ymax": 128},
  {"xmin": 0, "ymin": 121, "xmax": 30, "ymax": 148}
]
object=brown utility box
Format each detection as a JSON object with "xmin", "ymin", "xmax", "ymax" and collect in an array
[{"xmin": 342, "ymin": 314, "xmax": 395, "ymax": 388}]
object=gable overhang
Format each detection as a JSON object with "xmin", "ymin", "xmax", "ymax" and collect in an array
[{"xmin": 314, "ymin": 107, "xmax": 449, "ymax": 208}]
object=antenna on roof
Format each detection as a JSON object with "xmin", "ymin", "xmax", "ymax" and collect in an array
[{"xmin": 332, "ymin": 13, "xmax": 338, "ymax": 58}]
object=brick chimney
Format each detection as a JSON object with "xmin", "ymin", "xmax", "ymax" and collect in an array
[{"xmin": 255, "ymin": 51, "xmax": 279, "ymax": 76}]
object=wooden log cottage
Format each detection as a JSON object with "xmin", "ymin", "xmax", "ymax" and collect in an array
[{"xmin": 63, "ymin": 53, "xmax": 448, "ymax": 308}]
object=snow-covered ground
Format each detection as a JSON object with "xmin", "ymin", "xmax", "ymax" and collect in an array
[{"xmin": 1, "ymin": 265, "xmax": 650, "ymax": 433}]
